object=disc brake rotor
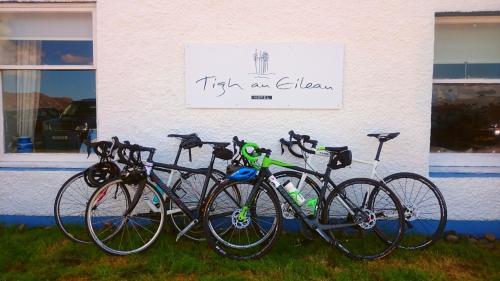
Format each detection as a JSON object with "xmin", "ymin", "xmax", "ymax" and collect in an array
[
  {"xmin": 231, "ymin": 209, "xmax": 250, "ymax": 229},
  {"xmin": 404, "ymin": 204, "xmax": 419, "ymax": 221},
  {"xmin": 281, "ymin": 203, "xmax": 295, "ymax": 219},
  {"xmin": 357, "ymin": 208, "xmax": 377, "ymax": 230}
]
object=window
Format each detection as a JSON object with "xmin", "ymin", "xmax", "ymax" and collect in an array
[
  {"xmin": 0, "ymin": 9, "xmax": 96, "ymax": 156},
  {"xmin": 431, "ymin": 15, "xmax": 500, "ymax": 167}
]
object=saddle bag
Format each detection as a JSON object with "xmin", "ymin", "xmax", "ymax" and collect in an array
[
  {"xmin": 328, "ymin": 150, "xmax": 352, "ymax": 170},
  {"xmin": 214, "ymin": 147, "xmax": 234, "ymax": 160}
]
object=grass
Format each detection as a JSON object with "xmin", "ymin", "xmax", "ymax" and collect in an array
[{"xmin": 0, "ymin": 225, "xmax": 499, "ymax": 281}]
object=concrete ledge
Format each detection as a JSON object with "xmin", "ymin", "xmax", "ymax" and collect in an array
[
  {"xmin": 430, "ymin": 166, "xmax": 500, "ymax": 178},
  {"xmin": 0, "ymin": 167, "xmax": 84, "ymax": 172}
]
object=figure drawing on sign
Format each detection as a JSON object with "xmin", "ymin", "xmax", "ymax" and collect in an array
[{"xmin": 252, "ymin": 50, "xmax": 273, "ymax": 77}]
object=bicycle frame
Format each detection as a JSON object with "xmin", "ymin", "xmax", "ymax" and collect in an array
[
  {"xmin": 117, "ymin": 138, "xmax": 228, "ymax": 241},
  {"xmin": 240, "ymin": 149, "xmax": 362, "ymax": 245},
  {"xmin": 290, "ymin": 143, "xmax": 406, "ymax": 205},
  {"xmin": 149, "ymin": 152, "xmax": 219, "ymax": 220},
  {"xmin": 296, "ymin": 148, "xmax": 382, "ymax": 185}
]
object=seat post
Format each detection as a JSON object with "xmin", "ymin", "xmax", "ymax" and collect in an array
[
  {"xmin": 374, "ymin": 140, "xmax": 385, "ymax": 161},
  {"xmin": 173, "ymin": 145, "xmax": 183, "ymax": 165}
]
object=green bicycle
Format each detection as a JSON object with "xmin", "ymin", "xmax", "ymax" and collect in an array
[{"xmin": 203, "ymin": 133, "xmax": 405, "ymax": 260}]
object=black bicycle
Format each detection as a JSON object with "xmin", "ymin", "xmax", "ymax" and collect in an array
[
  {"xmin": 85, "ymin": 135, "xmax": 237, "ymax": 255},
  {"xmin": 203, "ymin": 133, "xmax": 405, "ymax": 260}
]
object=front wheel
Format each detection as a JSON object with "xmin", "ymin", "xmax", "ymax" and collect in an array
[
  {"xmin": 322, "ymin": 178, "xmax": 405, "ymax": 260},
  {"xmin": 382, "ymin": 172, "xmax": 447, "ymax": 250},
  {"xmin": 203, "ymin": 180, "xmax": 282, "ymax": 260},
  {"xmin": 86, "ymin": 179, "xmax": 165, "ymax": 255}
]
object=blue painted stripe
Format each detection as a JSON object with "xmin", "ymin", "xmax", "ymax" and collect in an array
[
  {"xmin": 429, "ymin": 172, "xmax": 500, "ymax": 178},
  {"xmin": 2, "ymin": 215, "xmax": 499, "ymax": 236},
  {"xmin": 0, "ymin": 167, "xmax": 84, "ymax": 172},
  {"xmin": 444, "ymin": 220, "xmax": 500, "ymax": 236},
  {"xmin": 0, "ymin": 215, "xmax": 55, "ymax": 226}
]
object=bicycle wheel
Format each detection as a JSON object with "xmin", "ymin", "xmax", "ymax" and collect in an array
[
  {"xmin": 203, "ymin": 180, "xmax": 282, "ymax": 260},
  {"xmin": 167, "ymin": 169, "xmax": 225, "ymax": 241},
  {"xmin": 323, "ymin": 178, "xmax": 404, "ymax": 260},
  {"xmin": 54, "ymin": 171, "xmax": 95, "ymax": 244},
  {"xmin": 86, "ymin": 179, "xmax": 165, "ymax": 255},
  {"xmin": 382, "ymin": 172, "xmax": 447, "ymax": 250}
]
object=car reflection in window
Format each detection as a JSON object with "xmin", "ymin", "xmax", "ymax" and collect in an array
[{"xmin": 41, "ymin": 99, "xmax": 96, "ymax": 152}]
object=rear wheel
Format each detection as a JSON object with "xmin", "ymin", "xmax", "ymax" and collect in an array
[
  {"xmin": 54, "ymin": 172, "xmax": 93, "ymax": 243},
  {"xmin": 203, "ymin": 180, "xmax": 282, "ymax": 260},
  {"xmin": 323, "ymin": 178, "xmax": 404, "ymax": 260},
  {"xmin": 382, "ymin": 172, "xmax": 447, "ymax": 250},
  {"xmin": 86, "ymin": 179, "xmax": 165, "ymax": 255},
  {"xmin": 54, "ymin": 163, "xmax": 120, "ymax": 244}
]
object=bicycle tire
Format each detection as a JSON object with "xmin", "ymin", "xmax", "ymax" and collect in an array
[
  {"xmin": 322, "ymin": 177, "xmax": 405, "ymax": 260},
  {"xmin": 203, "ymin": 180, "xmax": 282, "ymax": 260},
  {"xmin": 86, "ymin": 179, "xmax": 165, "ymax": 255},
  {"xmin": 54, "ymin": 171, "xmax": 94, "ymax": 244},
  {"xmin": 382, "ymin": 172, "xmax": 447, "ymax": 250}
]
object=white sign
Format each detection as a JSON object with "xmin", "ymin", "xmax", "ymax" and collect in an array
[{"xmin": 185, "ymin": 43, "xmax": 344, "ymax": 109}]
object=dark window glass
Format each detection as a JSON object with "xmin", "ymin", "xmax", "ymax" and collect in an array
[
  {"xmin": 433, "ymin": 63, "xmax": 500, "ymax": 79},
  {"xmin": 0, "ymin": 40, "xmax": 93, "ymax": 65},
  {"xmin": 2, "ymin": 70, "xmax": 96, "ymax": 153},
  {"xmin": 431, "ymin": 83, "xmax": 500, "ymax": 153}
]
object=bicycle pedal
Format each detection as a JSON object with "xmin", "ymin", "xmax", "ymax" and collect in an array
[{"xmin": 176, "ymin": 219, "xmax": 198, "ymax": 242}]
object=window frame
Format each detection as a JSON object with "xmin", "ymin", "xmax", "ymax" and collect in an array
[
  {"xmin": 0, "ymin": 3, "xmax": 98, "ymax": 166},
  {"xmin": 431, "ymin": 15, "xmax": 500, "ymax": 169}
]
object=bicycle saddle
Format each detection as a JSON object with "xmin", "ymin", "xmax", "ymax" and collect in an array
[
  {"xmin": 367, "ymin": 132, "xmax": 400, "ymax": 142},
  {"xmin": 167, "ymin": 133, "xmax": 197, "ymax": 140}
]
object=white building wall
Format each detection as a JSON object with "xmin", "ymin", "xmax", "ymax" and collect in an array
[{"xmin": 1, "ymin": 1, "xmax": 499, "ymax": 226}]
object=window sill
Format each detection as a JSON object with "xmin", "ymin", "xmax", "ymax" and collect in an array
[
  {"xmin": 0, "ymin": 165, "xmax": 85, "ymax": 172},
  {"xmin": 0, "ymin": 153, "xmax": 97, "ymax": 170},
  {"xmin": 430, "ymin": 152, "xmax": 500, "ymax": 167},
  {"xmin": 429, "ymin": 166, "xmax": 500, "ymax": 178}
]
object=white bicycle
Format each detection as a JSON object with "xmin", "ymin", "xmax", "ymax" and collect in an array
[{"xmin": 278, "ymin": 131, "xmax": 447, "ymax": 250}]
